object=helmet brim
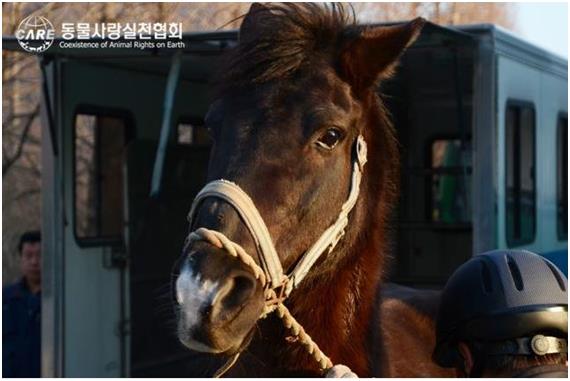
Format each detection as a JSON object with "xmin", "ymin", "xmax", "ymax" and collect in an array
[{"xmin": 433, "ymin": 306, "xmax": 568, "ymax": 368}]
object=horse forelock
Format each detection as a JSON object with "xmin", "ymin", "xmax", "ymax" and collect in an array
[{"xmin": 216, "ymin": 3, "xmax": 357, "ymax": 92}]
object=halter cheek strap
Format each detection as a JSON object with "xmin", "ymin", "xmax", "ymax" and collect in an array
[{"xmin": 288, "ymin": 135, "xmax": 367, "ymax": 292}]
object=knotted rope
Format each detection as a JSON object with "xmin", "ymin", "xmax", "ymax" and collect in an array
[{"xmin": 188, "ymin": 228, "xmax": 334, "ymax": 371}]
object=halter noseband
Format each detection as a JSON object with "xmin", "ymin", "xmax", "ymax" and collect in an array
[{"xmin": 184, "ymin": 135, "xmax": 367, "ymax": 376}]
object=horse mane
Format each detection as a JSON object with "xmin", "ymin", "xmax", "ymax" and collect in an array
[{"xmin": 218, "ymin": 3, "xmax": 357, "ymax": 90}]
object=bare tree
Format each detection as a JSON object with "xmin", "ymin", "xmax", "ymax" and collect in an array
[{"xmin": 356, "ymin": 2, "xmax": 515, "ymax": 29}]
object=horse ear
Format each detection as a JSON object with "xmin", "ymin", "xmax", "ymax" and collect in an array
[
  {"xmin": 340, "ymin": 18, "xmax": 425, "ymax": 91},
  {"xmin": 239, "ymin": 3, "xmax": 270, "ymax": 42}
]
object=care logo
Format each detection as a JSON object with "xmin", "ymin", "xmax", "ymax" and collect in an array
[{"xmin": 15, "ymin": 15, "xmax": 55, "ymax": 53}]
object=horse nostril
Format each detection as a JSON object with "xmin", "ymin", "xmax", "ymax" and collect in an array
[{"xmin": 221, "ymin": 274, "xmax": 256, "ymax": 310}]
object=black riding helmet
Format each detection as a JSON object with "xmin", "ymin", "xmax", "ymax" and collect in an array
[{"xmin": 433, "ymin": 249, "xmax": 568, "ymax": 368}]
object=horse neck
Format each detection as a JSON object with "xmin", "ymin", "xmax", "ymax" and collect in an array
[
  {"xmin": 243, "ymin": 194, "xmax": 386, "ymax": 377},
  {"xmin": 293, "ymin": 241, "xmax": 383, "ymax": 374}
]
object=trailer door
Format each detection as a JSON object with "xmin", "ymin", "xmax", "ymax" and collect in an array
[
  {"xmin": 52, "ymin": 60, "xmax": 158, "ymax": 377},
  {"xmin": 497, "ymin": 54, "xmax": 568, "ymax": 271}
]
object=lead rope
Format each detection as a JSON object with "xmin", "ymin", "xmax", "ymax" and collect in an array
[{"xmin": 188, "ymin": 228, "xmax": 334, "ymax": 374}]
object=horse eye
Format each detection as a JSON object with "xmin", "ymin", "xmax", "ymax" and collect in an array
[{"xmin": 316, "ymin": 128, "xmax": 343, "ymax": 150}]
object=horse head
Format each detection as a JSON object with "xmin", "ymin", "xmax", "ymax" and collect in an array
[{"xmin": 175, "ymin": 3, "xmax": 423, "ymax": 359}]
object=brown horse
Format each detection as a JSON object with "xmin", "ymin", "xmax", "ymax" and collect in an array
[{"xmin": 174, "ymin": 3, "xmax": 455, "ymax": 377}]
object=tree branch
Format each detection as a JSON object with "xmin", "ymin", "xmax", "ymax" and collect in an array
[{"xmin": 3, "ymin": 103, "xmax": 40, "ymax": 176}]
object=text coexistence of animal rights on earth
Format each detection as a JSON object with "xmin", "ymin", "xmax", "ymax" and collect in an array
[{"xmin": 58, "ymin": 40, "xmax": 185, "ymax": 49}]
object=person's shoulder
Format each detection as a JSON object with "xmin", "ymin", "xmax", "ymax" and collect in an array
[{"xmin": 3, "ymin": 280, "xmax": 24, "ymax": 300}]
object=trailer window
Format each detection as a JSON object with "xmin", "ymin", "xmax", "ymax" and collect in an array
[
  {"xmin": 557, "ymin": 114, "xmax": 567, "ymax": 240},
  {"xmin": 177, "ymin": 117, "xmax": 210, "ymax": 146},
  {"xmin": 430, "ymin": 139, "xmax": 472, "ymax": 223},
  {"xmin": 74, "ymin": 111, "xmax": 132, "ymax": 244},
  {"xmin": 505, "ymin": 103, "xmax": 535, "ymax": 246}
]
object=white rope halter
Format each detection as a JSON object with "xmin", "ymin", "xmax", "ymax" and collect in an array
[{"xmin": 185, "ymin": 135, "xmax": 367, "ymax": 376}]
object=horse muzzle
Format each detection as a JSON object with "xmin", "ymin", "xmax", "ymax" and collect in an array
[{"xmin": 175, "ymin": 239, "xmax": 265, "ymax": 355}]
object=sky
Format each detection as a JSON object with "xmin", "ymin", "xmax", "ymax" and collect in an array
[{"xmin": 516, "ymin": 2, "xmax": 568, "ymax": 58}]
